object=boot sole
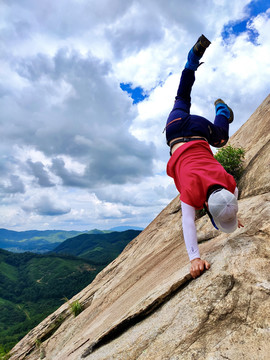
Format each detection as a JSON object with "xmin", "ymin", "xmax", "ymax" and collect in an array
[
  {"xmin": 199, "ymin": 34, "xmax": 211, "ymax": 48},
  {"xmin": 228, "ymin": 107, "xmax": 234, "ymax": 123},
  {"xmin": 193, "ymin": 34, "xmax": 211, "ymax": 56}
]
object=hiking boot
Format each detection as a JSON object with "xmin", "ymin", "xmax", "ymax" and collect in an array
[
  {"xmin": 214, "ymin": 99, "xmax": 234, "ymax": 123},
  {"xmin": 193, "ymin": 34, "xmax": 211, "ymax": 57},
  {"xmin": 185, "ymin": 34, "xmax": 211, "ymax": 71}
]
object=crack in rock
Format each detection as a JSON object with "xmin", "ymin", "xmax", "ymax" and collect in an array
[{"xmin": 80, "ymin": 274, "xmax": 193, "ymax": 358}]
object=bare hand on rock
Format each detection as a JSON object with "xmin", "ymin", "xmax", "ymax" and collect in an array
[{"xmin": 190, "ymin": 258, "xmax": 210, "ymax": 279}]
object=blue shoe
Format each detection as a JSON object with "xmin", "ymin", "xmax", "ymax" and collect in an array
[
  {"xmin": 185, "ymin": 35, "xmax": 211, "ymax": 71},
  {"xmin": 215, "ymin": 99, "xmax": 234, "ymax": 123}
]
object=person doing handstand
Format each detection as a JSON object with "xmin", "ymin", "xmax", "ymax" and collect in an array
[{"xmin": 165, "ymin": 35, "xmax": 243, "ymax": 279}]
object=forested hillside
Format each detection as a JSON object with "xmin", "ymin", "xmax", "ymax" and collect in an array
[
  {"xmin": 52, "ymin": 230, "xmax": 142, "ymax": 263},
  {"xmin": 0, "ymin": 249, "xmax": 99, "ymax": 354},
  {"xmin": 0, "ymin": 230, "xmax": 141, "ymax": 355}
]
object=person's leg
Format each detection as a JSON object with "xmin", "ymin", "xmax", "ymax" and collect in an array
[
  {"xmin": 165, "ymin": 35, "xmax": 211, "ymax": 144},
  {"xmin": 185, "ymin": 111, "xmax": 231, "ymax": 148},
  {"xmin": 195, "ymin": 110, "xmax": 232, "ymax": 148},
  {"xmin": 174, "ymin": 68, "xmax": 195, "ymax": 113},
  {"xmin": 208, "ymin": 115, "xmax": 229, "ymax": 147},
  {"xmin": 211, "ymin": 99, "xmax": 234, "ymax": 147},
  {"xmin": 173, "ymin": 35, "xmax": 211, "ymax": 113},
  {"xmin": 184, "ymin": 114, "xmax": 227, "ymax": 144}
]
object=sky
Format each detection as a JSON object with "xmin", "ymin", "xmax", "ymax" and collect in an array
[{"xmin": 0, "ymin": 0, "xmax": 270, "ymax": 231}]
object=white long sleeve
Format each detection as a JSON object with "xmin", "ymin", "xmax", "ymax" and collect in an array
[
  {"xmin": 181, "ymin": 187, "xmax": 238, "ymax": 261},
  {"xmin": 181, "ymin": 201, "xmax": 200, "ymax": 261}
]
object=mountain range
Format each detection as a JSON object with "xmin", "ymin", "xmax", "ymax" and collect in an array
[
  {"xmin": 0, "ymin": 229, "xmax": 88, "ymax": 253},
  {"xmin": 0, "ymin": 229, "xmax": 141, "ymax": 354},
  {"xmin": 0, "ymin": 227, "xmax": 143, "ymax": 253}
]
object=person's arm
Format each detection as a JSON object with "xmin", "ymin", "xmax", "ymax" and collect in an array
[
  {"xmin": 181, "ymin": 201, "xmax": 210, "ymax": 278},
  {"xmin": 181, "ymin": 201, "xmax": 200, "ymax": 260}
]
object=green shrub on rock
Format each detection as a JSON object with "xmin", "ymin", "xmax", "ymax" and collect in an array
[{"xmin": 214, "ymin": 145, "xmax": 245, "ymax": 181}]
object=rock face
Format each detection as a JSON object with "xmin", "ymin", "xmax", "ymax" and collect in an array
[{"xmin": 9, "ymin": 95, "xmax": 270, "ymax": 360}]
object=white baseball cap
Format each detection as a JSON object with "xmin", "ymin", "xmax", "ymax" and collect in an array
[{"xmin": 208, "ymin": 188, "xmax": 238, "ymax": 233}]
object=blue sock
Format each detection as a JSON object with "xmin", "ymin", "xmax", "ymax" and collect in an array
[
  {"xmin": 215, "ymin": 103, "xmax": 230, "ymax": 119},
  {"xmin": 185, "ymin": 48, "xmax": 201, "ymax": 71}
]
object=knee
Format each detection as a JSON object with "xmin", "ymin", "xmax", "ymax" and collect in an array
[
  {"xmin": 213, "ymin": 138, "xmax": 228, "ymax": 148},
  {"xmin": 209, "ymin": 126, "xmax": 229, "ymax": 148}
]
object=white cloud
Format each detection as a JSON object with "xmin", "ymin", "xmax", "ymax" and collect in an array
[{"xmin": 0, "ymin": 0, "xmax": 270, "ymax": 230}]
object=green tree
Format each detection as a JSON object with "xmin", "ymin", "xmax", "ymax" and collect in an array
[{"xmin": 214, "ymin": 145, "xmax": 245, "ymax": 181}]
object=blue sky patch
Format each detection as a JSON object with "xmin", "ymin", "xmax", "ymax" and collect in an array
[
  {"xmin": 222, "ymin": 0, "xmax": 270, "ymax": 44},
  {"xmin": 120, "ymin": 83, "xmax": 148, "ymax": 104}
]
